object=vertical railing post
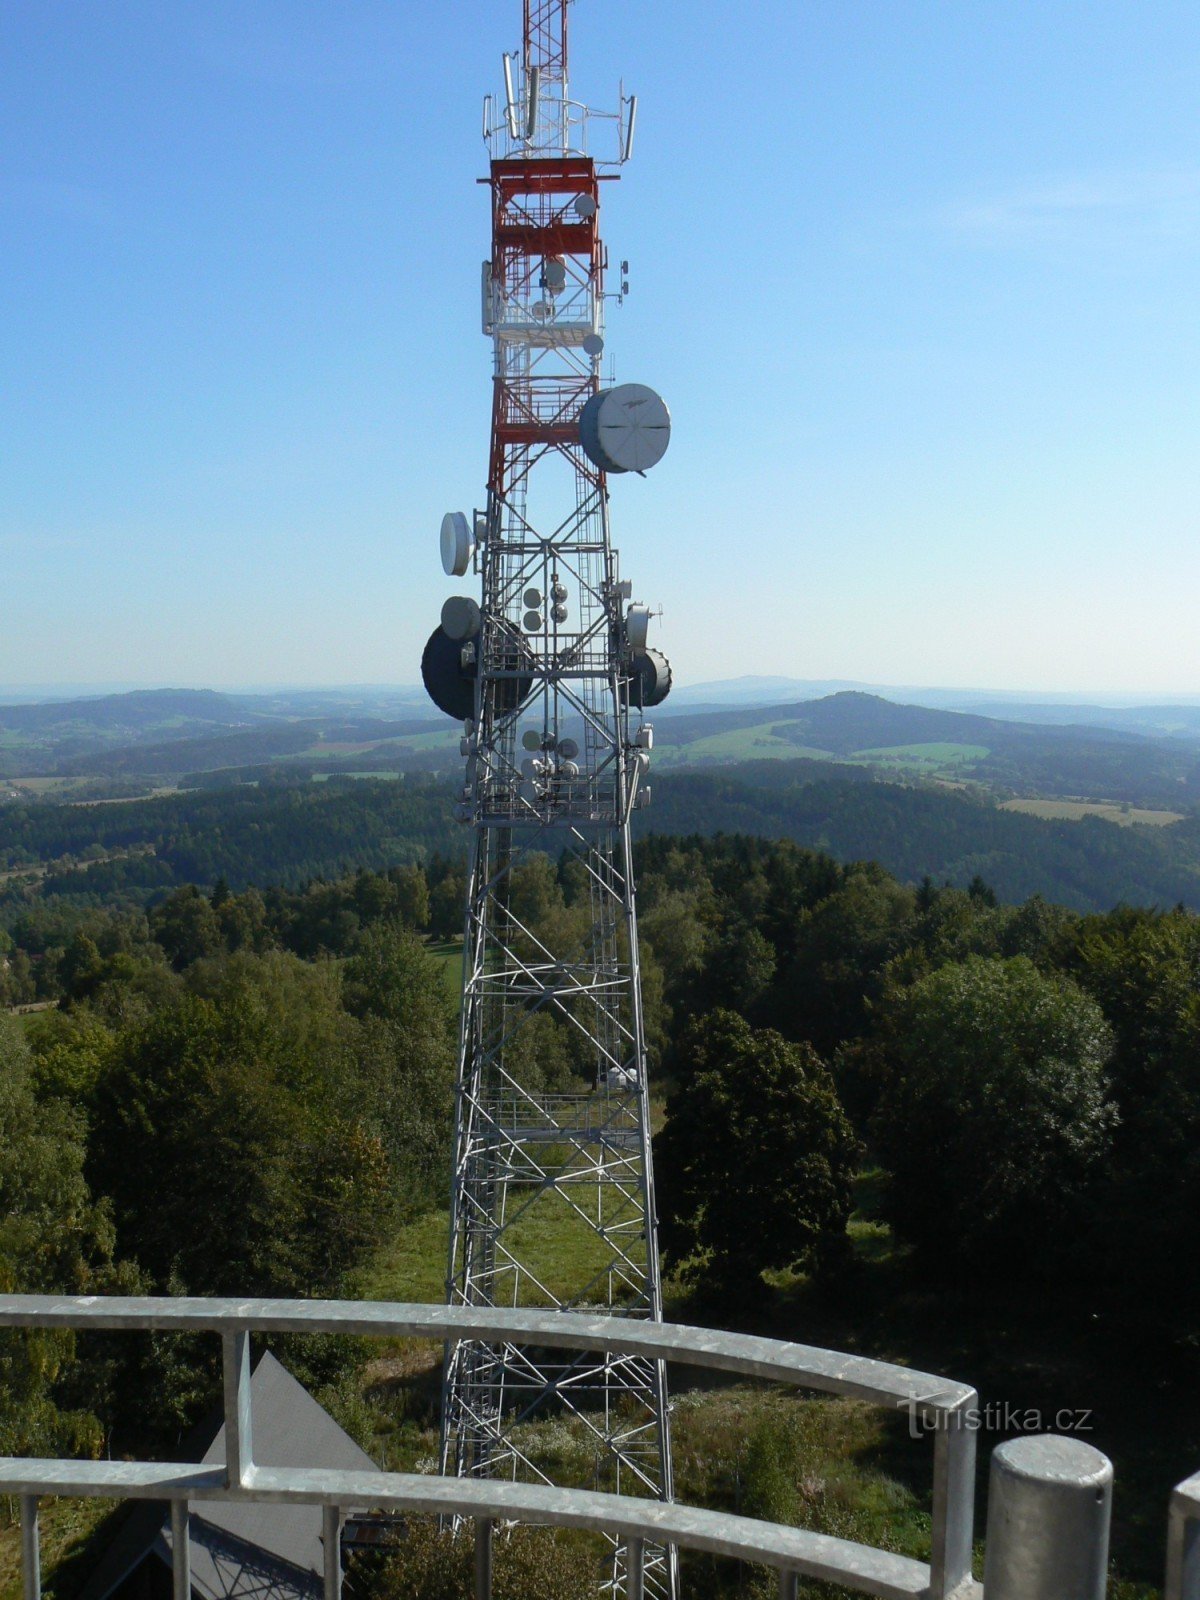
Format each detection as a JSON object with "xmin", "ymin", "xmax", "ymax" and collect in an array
[
  {"xmin": 983, "ymin": 1435, "xmax": 1112, "ymax": 1600},
  {"xmin": 777, "ymin": 1570, "xmax": 798, "ymax": 1600},
  {"xmin": 171, "ymin": 1499, "xmax": 190, "ymax": 1600},
  {"xmin": 20, "ymin": 1495, "xmax": 40, "ymax": 1600},
  {"xmin": 222, "ymin": 1330, "xmax": 254, "ymax": 1486},
  {"xmin": 474, "ymin": 1517, "xmax": 493, "ymax": 1600},
  {"xmin": 627, "ymin": 1537, "xmax": 645, "ymax": 1600},
  {"xmin": 929, "ymin": 1394, "xmax": 977, "ymax": 1599},
  {"xmin": 1167, "ymin": 1477, "xmax": 1200, "ymax": 1600},
  {"xmin": 323, "ymin": 1505, "xmax": 342, "ymax": 1600}
]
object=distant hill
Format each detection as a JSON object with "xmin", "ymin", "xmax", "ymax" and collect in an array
[
  {"xmin": 3, "ymin": 684, "xmax": 1199, "ymax": 815},
  {"xmin": 650, "ymin": 691, "xmax": 1200, "ymax": 810},
  {"xmin": 639, "ymin": 761, "xmax": 1200, "ymax": 911},
  {"xmin": 0, "ymin": 687, "xmax": 247, "ymax": 734}
]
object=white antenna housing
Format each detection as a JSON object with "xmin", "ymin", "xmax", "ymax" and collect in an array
[
  {"xmin": 623, "ymin": 95, "xmax": 638, "ymax": 162},
  {"xmin": 502, "ymin": 54, "xmax": 519, "ymax": 139},
  {"xmin": 525, "ymin": 65, "xmax": 541, "ymax": 142}
]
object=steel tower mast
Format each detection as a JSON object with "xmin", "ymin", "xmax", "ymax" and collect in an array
[{"xmin": 423, "ymin": 3, "xmax": 676, "ymax": 1595}]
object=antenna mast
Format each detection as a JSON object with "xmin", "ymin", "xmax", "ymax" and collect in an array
[{"xmin": 427, "ymin": 4, "xmax": 676, "ymax": 1595}]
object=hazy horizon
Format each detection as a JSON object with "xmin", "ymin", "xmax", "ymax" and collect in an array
[{"xmin": 4, "ymin": 675, "xmax": 1200, "ymax": 711}]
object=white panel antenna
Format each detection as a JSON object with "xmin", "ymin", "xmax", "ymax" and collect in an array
[
  {"xmin": 623, "ymin": 95, "xmax": 638, "ymax": 162},
  {"xmin": 502, "ymin": 54, "xmax": 519, "ymax": 139},
  {"xmin": 525, "ymin": 65, "xmax": 541, "ymax": 142}
]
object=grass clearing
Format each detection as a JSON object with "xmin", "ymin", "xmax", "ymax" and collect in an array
[
  {"xmin": 1001, "ymin": 798, "xmax": 1185, "ymax": 826},
  {"xmin": 851, "ymin": 742, "xmax": 990, "ymax": 768},
  {"xmin": 426, "ymin": 938, "xmax": 463, "ymax": 994},
  {"xmin": 0, "ymin": 1497, "xmax": 119, "ymax": 1600},
  {"xmin": 655, "ymin": 722, "xmax": 836, "ymax": 766}
]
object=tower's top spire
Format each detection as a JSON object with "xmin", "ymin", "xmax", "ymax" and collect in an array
[
  {"xmin": 483, "ymin": 1, "xmax": 635, "ymax": 165},
  {"xmin": 523, "ymin": 0, "xmax": 568, "ymax": 89}
]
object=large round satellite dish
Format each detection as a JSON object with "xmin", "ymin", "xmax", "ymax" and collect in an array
[
  {"xmin": 582, "ymin": 333, "xmax": 604, "ymax": 357},
  {"xmin": 578, "ymin": 384, "xmax": 671, "ymax": 475},
  {"xmin": 523, "ymin": 611, "xmax": 543, "ymax": 632},
  {"xmin": 521, "ymin": 728, "xmax": 542, "ymax": 751},
  {"xmin": 630, "ymin": 649, "xmax": 672, "ymax": 708},
  {"xmin": 422, "ymin": 626, "xmax": 478, "ymax": 721},
  {"xmin": 523, "ymin": 587, "xmax": 542, "ymax": 609},
  {"xmin": 574, "ymin": 194, "xmax": 597, "ymax": 219},
  {"xmin": 423, "ymin": 620, "xmax": 535, "ymax": 720},
  {"xmin": 440, "ymin": 511, "xmax": 474, "ymax": 577},
  {"xmin": 441, "ymin": 595, "xmax": 481, "ymax": 642},
  {"xmin": 558, "ymin": 737, "xmax": 579, "ymax": 761}
]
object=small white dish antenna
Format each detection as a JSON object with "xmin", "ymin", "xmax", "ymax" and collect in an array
[
  {"xmin": 521, "ymin": 728, "xmax": 542, "ymax": 751},
  {"xmin": 574, "ymin": 194, "xmax": 597, "ymax": 219},
  {"xmin": 582, "ymin": 332, "xmax": 604, "ymax": 357},
  {"xmin": 543, "ymin": 259, "xmax": 567, "ymax": 294},
  {"xmin": 441, "ymin": 594, "xmax": 481, "ymax": 641},
  {"xmin": 440, "ymin": 511, "xmax": 474, "ymax": 576},
  {"xmin": 558, "ymin": 737, "xmax": 579, "ymax": 761},
  {"xmin": 523, "ymin": 587, "xmax": 542, "ymax": 608},
  {"xmin": 551, "ymin": 603, "xmax": 568, "ymax": 624},
  {"xmin": 523, "ymin": 611, "xmax": 543, "ymax": 632}
]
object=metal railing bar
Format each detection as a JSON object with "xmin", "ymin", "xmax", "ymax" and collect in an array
[
  {"xmin": 0, "ymin": 1462, "xmax": 932, "ymax": 1600},
  {"xmin": 0, "ymin": 1297, "xmax": 974, "ymax": 1416},
  {"xmin": 169, "ymin": 1500, "xmax": 189, "ymax": 1600},
  {"xmin": 930, "ymin": 1404, "xmax": 977, "ymax": 1600},
  {"xmin": 627, "ymin": 1535, "xmax": 645, "ymax": 1600},
  {"xmin": 323, "ymin": 1504, "xmax": 341, "ymax": 1600},
  {"xmin": 1168, "ymin": 1473, "xmax": 1200, "ymax": 1600},
  {"xmin": 222, "ymin": 1331, "xmax": 253, "ymax": 1487},
  {"xmin": 475, "ymin": 1517, "xmax": 493, "ymax": 1600},
  {"xmin": 20, "ymin": 1495, "xmax": 39, "ymax": 1600}
]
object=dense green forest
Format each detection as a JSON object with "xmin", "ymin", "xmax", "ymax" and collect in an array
[
  {"xmin": 5, "ymin": 764, "xmax": 1200, "ymax": 927},
  {"xmin": 4, "ymin": 835, "xmax": 1200, "ymax": 1595}
]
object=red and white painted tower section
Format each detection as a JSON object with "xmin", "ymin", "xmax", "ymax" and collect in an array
[{"xmin": 422, "ymin": 3, "xmax": 675, "ymax": 1595}]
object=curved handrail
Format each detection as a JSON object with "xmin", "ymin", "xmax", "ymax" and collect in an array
[
  {"xmin": 0, "ymin": 1295, "xmax": 979, "ymax": 1600},
  {"xmin": 0, "ymin": 1459, "xmax": 931, "ymax": 1600},
  {"xmin": 0, "ymin": 1296, "xmax": 974, "ymax": 1417}
]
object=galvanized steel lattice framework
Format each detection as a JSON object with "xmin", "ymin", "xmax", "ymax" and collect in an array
[{"xmin": 438, "ymin": 4, "xmax": 675, "ymax": 1596}]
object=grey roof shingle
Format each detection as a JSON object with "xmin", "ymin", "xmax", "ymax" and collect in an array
[{"xmin": 79, "ymin": 1351, "xmax": 378, "ymax": 1600}]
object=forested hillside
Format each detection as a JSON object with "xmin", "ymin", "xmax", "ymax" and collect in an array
[
  {"xmin": 5, "ymin": 763, "xmax": 1200, "ymax": 922},
  {"xmin": 3, "ymin": 835, "xmax": 1199, "ymax": 1592}
]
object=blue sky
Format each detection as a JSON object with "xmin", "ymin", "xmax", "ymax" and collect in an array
[{"xmin": 3, "ymin": 0, "xmax": 1198, "ymax": 694}]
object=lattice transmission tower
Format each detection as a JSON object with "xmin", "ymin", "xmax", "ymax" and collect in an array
[{"xmin": 420, "ymin": 4, "xmax": 676, "ymax": 1595}]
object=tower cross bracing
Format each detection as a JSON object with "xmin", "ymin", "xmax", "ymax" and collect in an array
[{"xmin": 433, "ymin": 5, "xmax": 675, "ymax": 1596}]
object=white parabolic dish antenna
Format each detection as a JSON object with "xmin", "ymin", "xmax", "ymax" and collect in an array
[
  {"xmin": 578, "ymin": 384, "xmax": 671, "ymax": 474},
  {"xmin": 440, "ymin": 511, "xmax": 474, "ymax": 577}
]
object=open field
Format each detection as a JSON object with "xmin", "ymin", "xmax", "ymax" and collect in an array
[
  {"xmin": 654, "ymin": 721, "xmax": 836, "ymax": 765},
  {"xmin": 426, "ymin": 938, "xmax": 464, "ymax": 994},
  {"xmin": 1000, "ymin": 798, "xmax": 1185, "ymax": 826},
  {"xmin": 854, "ymin": 741, "xmax": 990, "ymax": 768}
]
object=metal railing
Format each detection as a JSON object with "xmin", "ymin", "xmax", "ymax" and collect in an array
[
  {"xmin": 0, "ymin": 1295, "xmax": 980, "ymax": 1600},
  {"xmin": 1169, "ymin": 1473, "xmax": 1200, "ymax": 1600}
]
